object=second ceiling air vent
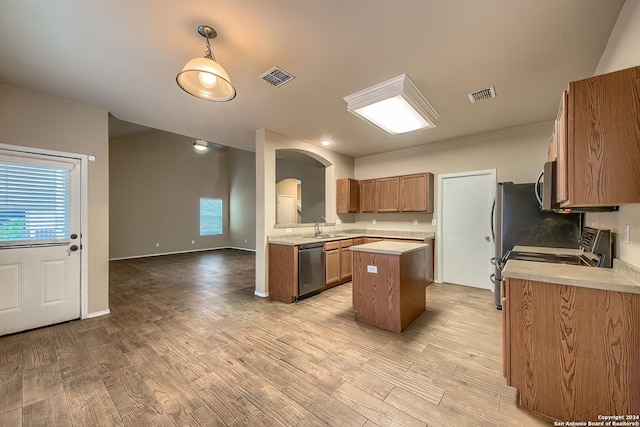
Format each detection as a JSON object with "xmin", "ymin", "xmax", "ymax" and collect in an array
[
  {"xmin": 468, "ymin": 86, "xmax": 496, "ymax": 103},
  {"xmin": 259, "ymin": 66, "xmax": 295, "ymax": 88}
]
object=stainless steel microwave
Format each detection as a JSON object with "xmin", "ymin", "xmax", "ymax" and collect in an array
[{"xmin": 536, "ymin": 160, "xmax": 618, "ymax": 213}]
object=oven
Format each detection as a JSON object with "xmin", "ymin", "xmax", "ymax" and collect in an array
[{"xmin": 501, "ymin": 226, "xmax": 612, "ymax": 269}]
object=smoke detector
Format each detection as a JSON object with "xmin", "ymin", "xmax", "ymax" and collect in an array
[
  {"xmin": 259, "ymin": 66, "xmax": 295, "ymax": 87},
  {"xmin": 468, "ymin": 86, "xmax": 496, "ymax": 103}
]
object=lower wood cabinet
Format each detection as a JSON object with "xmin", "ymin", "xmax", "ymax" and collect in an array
[
  {"xmin": 340, "ymin": 239, "xmax": 353, "ymax": 281},
  {"xmin": 503, "ymin": 277, "xmax": 639, "ymax": 421},
  {"xmin": 268, "ymin": 243, "xmax": 297, "ymax": 303},
  {"xmin": 325, "ymin": 239, "xmax": 354, "ymax": 289},
  {"xmin": 325, "ymin": 241, "xmax": 341, "ymax": 286}
]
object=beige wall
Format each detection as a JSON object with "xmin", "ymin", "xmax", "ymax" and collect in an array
[
  {"xmin": 353, "ymin": 121, "xmax": 553, "ymax": 232},
  {"xmin": 228, "ymin": 148, "xmax": 256, "ymax": 250},
  {"xmin": 255, "ymin": 128, "xmax": 355, "ymax": 296},
  {"xmin": 109, "ymin": 129, "xmax": 231, "ymax": 259},
  {"xmin": 587, "ymin": 0, "xmax": 640, "ymax": 269},
  {"xmin": 0, "ymin": 84, "xmax": 109, "ymax": 314}
]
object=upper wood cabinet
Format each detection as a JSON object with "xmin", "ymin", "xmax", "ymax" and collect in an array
[
  {"xmin": 336, "ymin": 178, "xmax": 360, "ymax": 214},
  {"xmin": 399, "ymin": 173, "xmax": 434, "ymax": 213},
  {"xmin": 337, "ymin": 172, "xmax": 435, "ymax": 214},
  {"xmin": 359, "ymin": 179, "xmax": 376, "ymax": 213},
  {"xmin": 375, "ymin": 177, "xmax": 399, "ymax": 212},
  {"xmin": 556, "ymin": 66, "xmax": 640, "ymax": 207}
]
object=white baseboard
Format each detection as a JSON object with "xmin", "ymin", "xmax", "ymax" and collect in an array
[
  {"xmin": 84, "ymin": 308, "xmax": 110, "ymax": 319},
  {"xmin": 254, "ymin": 291, "xmax": 269, "ymax": 298},
  {"xmin": 227, "ymin": 246, "xmax": 256, "ymax": 252},
  {"xmin": 109, "ymin": 246, "xmax": 255, "ymax": 261}
]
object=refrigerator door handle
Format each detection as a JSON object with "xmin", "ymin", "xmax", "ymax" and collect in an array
[
  {"xmin": 490, "ymin": 198, "xmax": 496, "ymax": 242},
  {"xmin": 535, "ymin": 169, "xmax": 544, "ymax": 208}
]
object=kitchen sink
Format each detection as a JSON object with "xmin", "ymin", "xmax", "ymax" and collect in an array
[{"xmin": 311, "ymin": 234, "xmax": 343, "ymax": 239}]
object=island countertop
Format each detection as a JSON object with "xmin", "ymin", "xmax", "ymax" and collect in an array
[{"xmin": 349, "ymin": 241, "xmax": 428, "ymax": 256}]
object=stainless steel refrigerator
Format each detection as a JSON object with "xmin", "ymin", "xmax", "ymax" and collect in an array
[{"xmin": 491, "ymin": 182, "xmax": 582, "ymax": 309}]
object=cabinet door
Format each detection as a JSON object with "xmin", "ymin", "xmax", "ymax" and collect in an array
[
  {"xmin": 359, "ymin": 179, "xmax": 376, "ymax": 213},
  {"xmin": 555, "ymin": 91, "xmax": 568, "ymax": 204},
  {"xmin": 340, "ymin": 239, "xmax": 353, "ymax": 281},
  {"xmin": 325, "ymin": 249, "xmax": 340, "ymax": 285},
  {"xmin": 336, "ymin": 178, "xmax": 359, "ymax": 214},
  {"xmin": 565, "ymin": 66, "xmax": 640, "ymax": 206},
  {"xmin": 400, "ymin": 173, "xmax": 434, "ymax": 212},
  {"xmin": 268, "ymin": 244, "xmax": 297, "ymax": 303},
  {"xmin": 375, "ymin": 177, "xmax": 399, "ymax": 212},
  {"xmin": 501, "ymin": 279, "xmax": 510, "ymax": 384},
  {"xmin": 353, "ymin": 237, "xmax": 365, "ymax": 246}
]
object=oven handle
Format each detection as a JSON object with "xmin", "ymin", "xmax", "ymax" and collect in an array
[{"xmin": 535, "ymin": 169, "xmax": 544, "ymax": 209}]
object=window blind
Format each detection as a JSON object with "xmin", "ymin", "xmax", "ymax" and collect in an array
[{"xmin": 0, "ymin": 161, "xmax": 71, "ymax": 242}]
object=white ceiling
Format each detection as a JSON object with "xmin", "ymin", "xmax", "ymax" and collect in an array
[{"xmin": 0, "ymin": 0, "xmax": 625, "ymax": 158}]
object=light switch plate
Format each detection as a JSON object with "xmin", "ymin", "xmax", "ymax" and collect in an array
[{"xmin": 367, "ymin": 265, "xmax": 377, "ymax": 274}]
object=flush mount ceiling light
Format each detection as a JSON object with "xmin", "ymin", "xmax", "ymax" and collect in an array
[
  {"xmin": 193, "ymin": 139, "xmax": 209, "ymax": 152},
  {"xmin": 343, "ymin": 74, "xmax": 439, "ymax": 135},
  {"xmin": 176, "ymin": 25, "xmax": 236, "ymax": 102}
]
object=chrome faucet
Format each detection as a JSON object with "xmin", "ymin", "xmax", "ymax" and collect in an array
[{"xmin": 314, "ymin": 216, "xmax": 327, "ymax": 237}]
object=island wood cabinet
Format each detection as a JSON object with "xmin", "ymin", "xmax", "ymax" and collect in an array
[
  {"xmin": 375, "ymin": 176, "xmax": 400, "ymax": 212},
  {"xmin": 553, "ymin": 65, "xmax": 640, "ymax": 207},
  {"xmin": 336, "ymin": 178, "xmax": 360, "ymax": 214},
  {"xmin": 359, "ymin": 179, "xmax": 376, "ymax": 213},
  {"xmin": 502, "ymin": 277, "xmax": 640, "ymax": 421},
  {"xmin": 351, "ymin": 242, "xmax": 427, "ymax": 332},
  {"xmin": 400, "ymin": 173, "xmax": 434, "ymax": 213}
]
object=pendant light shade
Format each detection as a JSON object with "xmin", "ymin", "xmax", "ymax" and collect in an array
[{"xmin": 176, "ymin": 25, "xmax": 236, "ymax": 102}]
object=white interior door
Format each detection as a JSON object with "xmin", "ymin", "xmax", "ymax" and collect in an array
[
  {"xmin": 439, "ymin": 170, "xmax": 495, "ymax": 290},
  {"xmin": 0, "ymin": 151, "xmax": 81, "ymax": 336},
  {"xmin": 276, "ymin": 194, "xmax": 295, "ymax": 224}
]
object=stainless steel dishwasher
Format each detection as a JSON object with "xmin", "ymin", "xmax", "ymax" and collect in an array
[{"xmin": 297, "ymin": 241, "xmax": 325, "ymax": 300}]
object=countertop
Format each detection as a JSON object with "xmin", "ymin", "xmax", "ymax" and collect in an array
[
  {"xmin": 349, "ymin": 241, "xmax": 428, "ymax": 256},
  {"xmin": 503, "ymin": 255, "xmax": 640, "ymax": 295},
  {"xmin": 268, "ymin": 230, "xmax": 435, "ymax": 246}
]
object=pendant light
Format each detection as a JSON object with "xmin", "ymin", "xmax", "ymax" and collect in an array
[{"xmin": 176, "ymin": 25, "xmax": 236, "ymax": 102}]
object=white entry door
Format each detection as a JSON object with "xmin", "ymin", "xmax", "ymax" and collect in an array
[
  {"xmin": 438, "ymin": 169, "xmax": 495, "ymax": 290},
  {"xmin": 276, "ymin": 194, "xmax": 295, "ymax": 224},
  {"xmin": 0, "ymin": 151, "xmax": 81, "ymax": 336}
]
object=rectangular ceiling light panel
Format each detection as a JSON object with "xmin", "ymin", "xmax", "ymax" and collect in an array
[{"xmin": 343, "ymin": 74, "xmax": 439, "ymax": 135}]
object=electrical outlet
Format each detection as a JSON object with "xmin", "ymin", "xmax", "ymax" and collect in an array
[
  {"xmin": 624, "ymin": 224, "xmax": 630, "ymax": 244},
  {"xmin": 372, "ymin": 219, "xmax": 376, "ymax": 225},
  {"xmin": 286, "ymin": 228, "xmax": 292, "ymax": 233},
  {"xmin": 191, "ymin": 240, "xmax": 195, "ymax": 245},
  {"xmin": 244, "ymin": 238, "xmax": 248, "ymax": 244},
  {"xmin": 155, "ymin": 242, "xmax": 160, "ymax": 248},
  {"xmin": 413, "ymin": 219, "xmax": 418, "ymax": 226},
  {"xmin": 431, "ymin": 218, "xmax": 437, "ymax": 226}
]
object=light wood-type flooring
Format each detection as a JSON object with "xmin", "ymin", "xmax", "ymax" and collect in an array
[{"xmin": 0, "ymin": 249, "xmax": 550, "ymax": 426}]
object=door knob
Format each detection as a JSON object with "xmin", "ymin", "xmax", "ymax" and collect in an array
[
  {"xmin": 485, "ymin": 236, "xmax": 491, "ymax": 242},
  {"xmin": 70, "ymin": 233, "xmax": 78, "ymax": 239},
  {"xmin": 69, "ymin": 245, "xmax": 79, "ymax": 251}
]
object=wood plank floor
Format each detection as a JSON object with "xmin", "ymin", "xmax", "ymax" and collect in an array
[{"xmin": 0, "ymin": 249, "xmax": 550, "ymax": 426}]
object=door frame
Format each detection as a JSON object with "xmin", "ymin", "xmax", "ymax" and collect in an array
[
  {"xmin": 0, "ymin": 142, "xmax": 90, "ymax": 319},
  {"xmin": 436, "ymin": 168, "xmax": 496, "ymax": 286}
]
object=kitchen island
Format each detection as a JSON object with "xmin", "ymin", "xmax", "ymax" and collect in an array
[{"xmin": 350, "ymin": 241, "xmax": 429, "ymax": 333}]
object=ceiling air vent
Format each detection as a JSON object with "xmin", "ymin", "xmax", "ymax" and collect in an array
[
  {"xmin": 468, "ymin": 86, "xmax": 496, "ymax": 103},
  {"xmin": 259, "ymin": 66, "xmax": 295, "ymax": 87}
]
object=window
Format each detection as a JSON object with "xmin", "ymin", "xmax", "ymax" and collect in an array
[
  {"xmin": 200, "ymin": 198, "xmax": 222, "ymax": 236},
  {"xmin": 0, "ymin": 160, "xmax": 72, "ymax": 242}
]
